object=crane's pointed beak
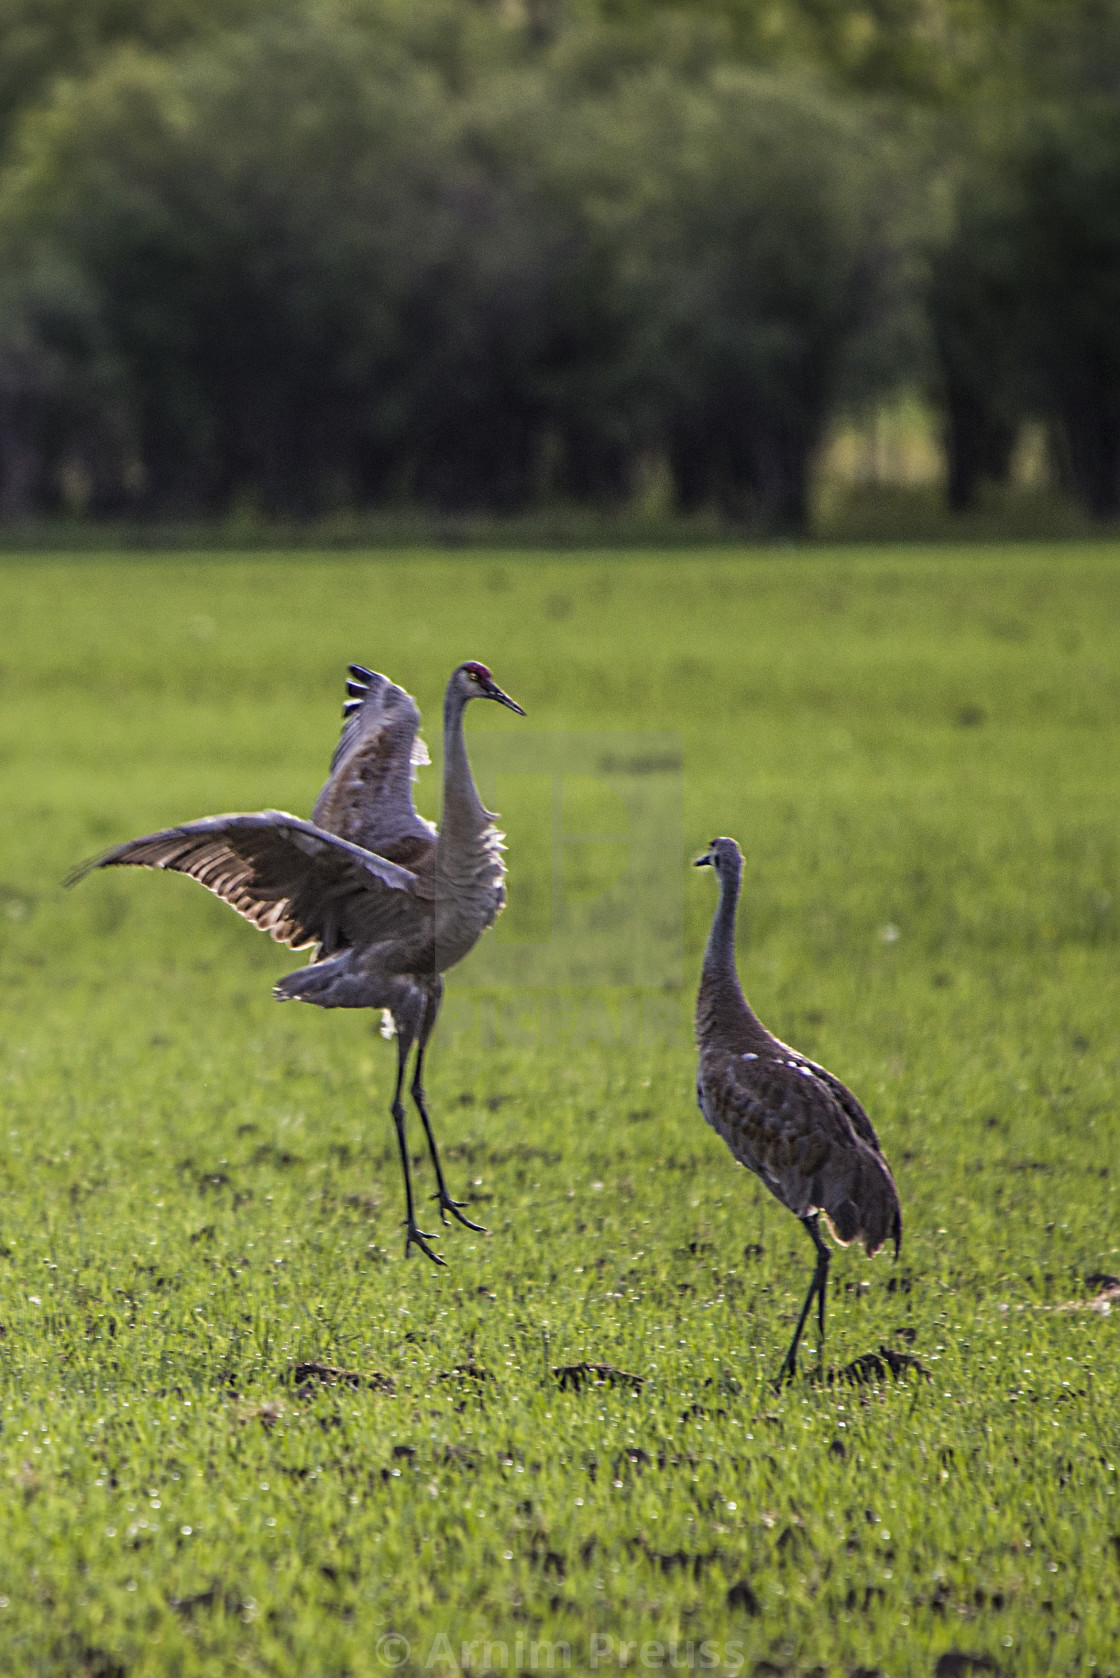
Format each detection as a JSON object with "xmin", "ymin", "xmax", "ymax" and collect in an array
[
  {"xmin": 694, "ymin": 852, "xmax": 713, "ymax": 867},
  {"xmin": 487, "ymin": 682, "xmax": 525, "ymax": 716}
]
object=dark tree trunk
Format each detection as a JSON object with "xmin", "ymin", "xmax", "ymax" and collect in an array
[
  {"xmin": 944, "ymin": 385, "xmax": 1018, "ymax": 512},
  {"xmin": 558, "ymin": 423, "xmax": 631, "ymax": 506},
  {"xmin": 668, "ymin": 412, "xmax": 719, "ymax": 514},
  {"xmin": 1053, "ymin": 369, "xmax": 1120, "ymax": 518},
  {"xmin": 0, "ymin": 397, "xmax": 42, "ymax": 521}
]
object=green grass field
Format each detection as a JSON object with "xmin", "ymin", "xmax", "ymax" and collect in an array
[{"xmin": 1, "ymin": 545, "xmax": 1118, "ymax": 1677}]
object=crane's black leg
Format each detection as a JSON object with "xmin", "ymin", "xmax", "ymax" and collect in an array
[
  {"xmin": 390, "ymin": 1029, "xmax": 445, "ymax": 1267},
  {"xmin": 776, "ymin": 1214, "xmax": 831, "ymax": 1386},
  {"xmin": 414, "ymin": 1043, "xmax": 486, "ymax": 1233},
  {"xmin": 814, "ymin": 1219, "xmax": 830, "ymax": 1350},
  {"xmin": 411, "ymin": 983, "xmax": 486, "ymax": 1233}
]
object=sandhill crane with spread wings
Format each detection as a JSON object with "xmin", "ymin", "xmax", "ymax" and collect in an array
[
  {"xmin": 70, "ymin": 661, "xmax": 525, "ymax": 1265},
  {"xmin": 694, "ymin": 837, "xmax": 901, "ymax": 1383}
]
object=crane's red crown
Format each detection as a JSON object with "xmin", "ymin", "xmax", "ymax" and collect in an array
[{"xmin": 463, "ymin": 661, "xmax": 492, "ymax": 683}]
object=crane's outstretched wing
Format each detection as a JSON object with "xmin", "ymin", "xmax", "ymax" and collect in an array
[
  {"xmin": 67, "ymin": 811, "xmax": 429, "ymax": 954},
  {"xmin": 312, "ymin": 666, "xmax": 436, "ymax": 865}
]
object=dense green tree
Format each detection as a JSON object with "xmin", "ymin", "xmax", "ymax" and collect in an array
[
  {"xmin": 0, "ymin": 0, "xmax": 275, "ymax": 145},
  {"xmin": 597, "ymin": 67, "xmax": 883, "ymax": 525},
  {"xmin": 1014, "ymin": 102, "xmax": 1120, "ymax": 515},
  {"xmin": 929, "ymin": 90, "xmax": 1120, "ymax": 517},
  {"xmin": 1, "ymin": 16, "xmax": 463, "ymax": 512},
  {"xmin": 1, "ymin": 0, "xmax": 1118, "ymax": 525},
  {"xmin": 547, "ymin": 0, "xmax": 1021, "ymax": 99},
  {"xmin": 561, "ymin": 0, "xmax": 1120, "ymax": 100},
  {"xmin": 927, "ymin": 168, "xmax": 1028, "ymax": 510},
  {"xmin": 0, "ymin": 4, "xmax": 889, "ymax": 525}
]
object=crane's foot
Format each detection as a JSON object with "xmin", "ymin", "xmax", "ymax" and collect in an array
[
  {"xmin": 404, "ymin": 1221, "xmax": 446, "ymax": 1266},
  {"xmin": 431, "ymin": 1190, "xmax": 487, "ymax": 1233},
  {"xmin": 773, "ymin": 1352, "xmax": 798, "ymax": 1390}
]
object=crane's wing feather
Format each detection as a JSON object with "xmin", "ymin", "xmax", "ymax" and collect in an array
[
  {"xmin": 67, "ymin": 811, "xmax": 428, "ymax": 953},
  {"xmin": 765, "ymin": 1033, "xmax": 886, "ymax": 1154},
  {"xmin": 312, "ymin": 666, "xmax": 436, "ymax": 861},
  {"xmin": 702, "ymin": 1048, "xmax": 900, "ymax": 1257},
  {"xmin": 779, "ymin": 1046, "xmax": 885, "ymax": 1155}
]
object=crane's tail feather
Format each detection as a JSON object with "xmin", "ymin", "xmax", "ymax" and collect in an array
[
  {"xmin": 823, "ymin": 1198, "xmax": 862, "ymax": 1246},
  {"xmin": 817, "ymin": 1149, "xmax": 902, "ymax": 1259},
  {"xmin": 274, "ymin": 953, "xmax": 366, "ymax": 1008}
]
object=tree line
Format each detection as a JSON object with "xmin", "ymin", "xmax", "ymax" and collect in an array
[{"xmin": 0, "ymin": 0, "xmax": 1118, "ymax": 529}]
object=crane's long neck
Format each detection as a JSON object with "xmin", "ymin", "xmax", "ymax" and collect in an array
[
  {"xmin": 697, "ymin": 858, "xmax": 766, "ymax": 1045},
  {"xmin": 438, "ymin": 684, "xmax": 489, "ymax": 850}
]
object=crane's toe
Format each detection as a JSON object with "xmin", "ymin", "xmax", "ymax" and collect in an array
[
  {"xmin": 405, "ymin": 1223, "xmax": 446, "ymax": 1266},
  {"xmin": 432, "ymin": 1191, "xmax": 487, "ymax": 1233}
]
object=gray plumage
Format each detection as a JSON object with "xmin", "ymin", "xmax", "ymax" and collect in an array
[
  {"xmin": 69, "ymin": 660, "xmax": 525, "ymax": 1265},
  {"xmin": 694, "ymin": 836, "xmax": 901, "ymax": 1382}
]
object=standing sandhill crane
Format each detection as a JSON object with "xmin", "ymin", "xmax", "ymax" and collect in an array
[
  {"xmin": 69, "ymin": 661, "xmax": 525, "ymax": 1266},
  {"xmin": 694, "ymin": 837, "xmax": 901, "ymax": 1383}
]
